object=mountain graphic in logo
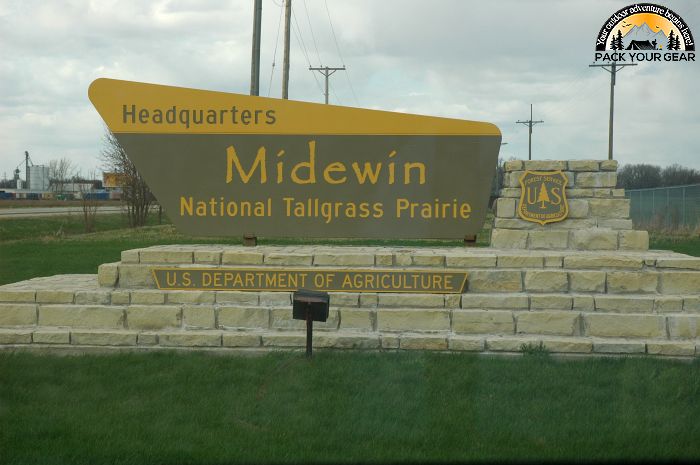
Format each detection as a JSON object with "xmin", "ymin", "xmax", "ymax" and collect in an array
[{"xmin": 620, "ymin": 22, "xmax": 667, "ymax": 49}]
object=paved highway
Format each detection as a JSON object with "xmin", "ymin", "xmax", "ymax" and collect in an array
[{"xmin": 0, "ymin": 206, "xmax": 125, "ymax": 218}]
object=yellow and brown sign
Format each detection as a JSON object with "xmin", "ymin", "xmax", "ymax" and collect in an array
[
  {"xmin": 89, "ymin": 78, "xmax": 501, "ymax": 239},
  {"xmin": 517, "ymin": 170, "xmax": 569, "ymax": 225},
  {"xmin": 152, "ymin": 267, "xmax": 467, "ymax": 294}
]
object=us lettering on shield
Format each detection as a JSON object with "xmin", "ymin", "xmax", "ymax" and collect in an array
[{"xmin": 517, "ymin": 170, "xmax": 569, "ymax": 225}]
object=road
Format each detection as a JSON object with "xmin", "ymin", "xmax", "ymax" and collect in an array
[{"xmin": 0, "ymin": 206, "xmax": 125, "ymax": 218}]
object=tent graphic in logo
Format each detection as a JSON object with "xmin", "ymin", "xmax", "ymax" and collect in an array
[{"xmin": 517, "ymin": 171, "xmax": 569, "ymax": 226}]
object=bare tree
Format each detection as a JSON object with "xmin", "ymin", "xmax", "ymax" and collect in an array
[
  {"xmin": 48, "ymin": 157, "xmax": 76, "ymax": 195},
  {"xmin": 100, "ymin": 130, "xmax": 153, "ymax": 227},
  {"xmin": 78, "ymin": 170, "xmax": 99, "ymax": 233}
]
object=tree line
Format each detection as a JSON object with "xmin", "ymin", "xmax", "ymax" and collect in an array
[{"xmin": 617, "ymin": 163, "xmax": 700, "ymax": 190}]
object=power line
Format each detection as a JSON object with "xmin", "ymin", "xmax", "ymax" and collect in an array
[
  {"xmin": 301, "ymin": 0, "xmax": 322, "ymax": 66},
  {"xmin": 516, "ymin": 104, "xmax": 544, "ymax": 161},
  {"xmin": 310, "ymin": 65, "xmax": 345, "ymax": 104},
  {"xmin": 267, "ymin": 0, "xmax": 285, "ymax": 97},
  {"xmin": 290, "ymin": 7, "xmax": 324, "ymax": 96},
  {"xmin": 324, "ymin": 0, "xmax": 359, "ymax": 106}
]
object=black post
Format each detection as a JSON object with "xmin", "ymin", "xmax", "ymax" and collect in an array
[{"xmin": 305, "ymin": 305, "xmax": 313, "ymax": 357}]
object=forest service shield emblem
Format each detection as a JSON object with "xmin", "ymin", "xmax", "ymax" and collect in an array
[{"xmin": 517, "ymin": 170, "xmax": 569, "ymax": 225}]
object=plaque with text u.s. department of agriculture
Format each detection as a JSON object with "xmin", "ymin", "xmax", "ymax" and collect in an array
[{"xmin": 89, "ymin": 78, "xmax": 501, "ymax": 239}]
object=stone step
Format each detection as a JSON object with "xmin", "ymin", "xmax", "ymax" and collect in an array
[{"xmin": 0, "ymin": 328, "xmax": 696, "ymax": 357}]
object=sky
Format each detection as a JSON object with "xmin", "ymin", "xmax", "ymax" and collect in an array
[{"xmin": 1, "ymin": 0, "xmax": 699, "ymax": 181}]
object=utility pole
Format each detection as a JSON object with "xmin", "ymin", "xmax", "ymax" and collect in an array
[
  {"xmin": 249, "ymin": 0, "xmax": 262, "ymax": 96},
  {"xmin": 516, "ymin": 104, "xmax": 544, "ymax": 160},
  {"xmin": 309, "ymin": 66, "xmax": 345, "ymax": 104},
  {"xmin": 282, "ymin": 0, "xmax": 291, "ymax": 99},
  {"xmin": 589, "ymin": 61, "xmax": 637, "ymax": 160}
]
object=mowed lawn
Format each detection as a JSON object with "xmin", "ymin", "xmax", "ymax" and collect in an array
[{"xmin": 1, "ymin": 351, "xmax": 699, "ymax": 464}]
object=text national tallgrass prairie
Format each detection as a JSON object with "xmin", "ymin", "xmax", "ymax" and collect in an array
[{"xmin": 1, "ymin": 351, "xmax": 699, "ymax": 464}]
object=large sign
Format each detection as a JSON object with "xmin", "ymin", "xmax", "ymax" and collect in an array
[
  {"xmin": 89, "ymin": 78, "xmax": 501, "ymax": 239},
  {"xmin": 152, "ymin": 267, "xmax": 467, "ymax": 294},
  {"xmin": 518, "ymin": 170, "xmax": 569, "ymax": 225}
]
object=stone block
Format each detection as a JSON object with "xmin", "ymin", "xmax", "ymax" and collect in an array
[
  {"xmin": 338, "ymin": 308, "xmax": 374, "ymax": 331},
  {"xmin": 160, "ymin": 332, "xmax": 222, "ymax": 347},
  {"xmin": 399, "ymin": 334, "xmax": 448, "ymax": 350},
  {"xmin": 654, "ymin": 297, "xmax": 683, "ymax": 313},
  {"xmin": 377, "ymin": 309, "xmax": 450, "ymax": 332},
  {"xmin": 126, "ymin": 305, "xmax": 181, "ymax": 330},
  {"xmin": 314, "ymin": 334, "xmax": 381, "ymax": 349},
  {"xmin": 33, "ymin": 330, "xmax": 70, "ymax": 344},
  {"xmin": 493, "ymin": 218, "xmax": 538, "ymax": 230},
  {"xmin": 598, "ymin": 219, "xmax": 634, "ymax": 230},
  {"xmin": 216, "ymin": 292, "xmax": 259, "ymax": 306},
  {"xmin": 137, "ymin": 332, "xmax": 158, "ymax": 345},
  {"xmin": 183, "ymin": 305, "xmax": 215, "ymax": 329},
  {"xmin": 528, "ymin": 231, "xmax": 569, "ymax": 249},
  {"xmin": 659, "ymin": 272, "xmax": 700, "ymax": 294},
  {"xmin": 570, "ymin": 229, "xmax": 618, "ymax": 251},
  {"xmin": 314, "ymin": 253, "xmax": 374, "ymax": 266},
  {"xmin": 566, "ymin": 188, "xmax": 594, "ymax": 198},
  {"xmin": 412, "ymin": 254, "xmax": 445, "ymax": 267},
  {"xmin": 377, "ymin": 294, "xmax": 444, "ymax": 308},
  {"xmin": 452, "ymin": 310, "xmax": 513, "ymax": 334},
  {"xmin": 259, "ymin": 292, "xmax": 291, "ymax": 306},
  {"xmin": 570, "ymin": 296, "xmax": 593, "ymax": 312},
  {"xmin": 667, "ymin": 315, "xmax": 699, "ymax": 339},
  {"xmin": 497, "ymin": 255, "xmax": 543, "ymax": 268},
  {"xmin": 684, "ymin": 297, "xmax": 700, "ymax": 312},
  {"xmin": 222, "ymin": 333, "xmax": 262, "ymax": 347},
  {"xmin": 97, "ymin": 263, "xmax": 119, "ymax": 287},
  {"xmin": 593, "ymin": 340, "xmax": 645, "ymax": 354},
  {"xmin": 647, "ymin": 341, "xmax": 696, "ymax": 356},
  {"xmin": 495, "ymin": 198, "xmax": 516, "ymax": 218},
  {"xmin": 523, "ymin": 160, "xmax": 567, "ymax": 171},
  {"xmin": 524, "ymin": 270, "xmax": 568, "ymax": 292},
  {"xmin": 499, "ymin": 188, "xmax": 521, "ymax": 198},
  {"xmin": 594, "ymin": 295, "xmax": 654, "ymax": 313},
  {"xmin": 544, "ymin": 256, "xmax": 563, "ymax": 268},
  {"xmin": 529, "ymin": 295, "xmax": 573, "ymax": 310},
  {"xmin": 40, "ymin": 305, "xmax": 125, "ymax": 329},
  {"xmin": 504, "ymin": 171, "xmax": 526, "ymax": 188},
  {"xmin": 445, "ymin": 294, "xmax": 461, "ymax": 308},
  {"xmin": 194, "ymin": 250, "xmax": 222, "ymax": 264},
  {"xmin": 271, "ymin": 308, "xmax": 339, "ymax": 330},
  {"xmin": 120, "ymin": 249, "xmax": 140, "ymax": 263},
  {"xmin": 36, "ymin": 290, "xmax": 74, "ymax": 304},
  {"xmin": 0, "ymin": 303, "xmax": 37, "ymax": 326},
  {"xmin": 130, "ymin": 291, "xmax": 165, "ymax": 305},
  {"xmin": 541, "ymin": 337, "xmax": 592, "ymax": 353},
  {"xmin": 395, "ymin": 253, "xmax": 412, "ymax": 266},
  {"xmin": 74, "ymin": 291, "xmax": 110, "ymax": 305},
  {"xmin": 656, "ymin": 258, "xmax": 700, "ymax": 270},
  {"xmin": 218, "ymin": 306, "xmax": 269, "ymax": 329},
  {"xmin": 445, "ymin": 256, "xmax": 497, "ymax": 267},
  {"xmin": 262, "ymin": 333, "xmax": 306, "ymax": 347},
  {"xmin": 263, "ymin": 253, "xmax": 312, "ymax": 266},
  {"xmin": 584, "ymin": 313, "xmax": 665, "ymax": 338},
  {"xmin": 0, "ymin": 290, "xmax": 35, "ymax": 303},
  {"xmin": 381, "ymin": 334, "xmax": 400, "ymax": 349},
  {"xmin": 576, "ymin": 172, "xmax": 617, "ymax": 188},
  {"xmin": 568, "ymin": 160, "xmax": 600, "ymax": 171},
  {"xmin": 516, "ymin": 311, "xmax": 579, "ymax": 336},
  {"xmin": 0, "ymin": 329, "xmax": 32, "ymax": 344},
  {"xmin": 468, "ymin": 270, "xmax": 522, "ymax": 293},
  {"xmin": 600, "ymin": 160, "xmax": 618, "ymax": 171},
  {"xmin": 569, "ymin": 271, "xmax": 605, "ymax": 293},
  {"xmin": 359, "ymin": 294, "xmax": 378, "ymax": 308},
  {"xmin": 490, "ymin": 229, "xmax": 528, "ymax": 249},
  {"xmin": 374, "ymin": 252, "xmax": 393, "ymax": 266},
  {"xmin": 607, "ymin": 272, "xmax": 658, "ymax": 294},
  {"xmin": 328, "ymin": 293, "xmax": 359, "ymax": 307},
  {"xmin": 618, "ymin": 231, "xmax": 649, "ymax": 250},
  {"xmin": 593, "ymin": 189, "xmax": 612, "ymax": 198},
  {"xmin": 503, "ymin": 160, "xmax": 523, "ymax": 171},
  {"xmin": 612, "ymin": 189, "xmax": 626, "ymax": 197},
  {"xmin": 564, "ymin": 256, "xmax": 642, "ymax": 269},
  {"xmin": 221, "ymin": 251, "xmax": 263, "ymax": 265},
  {"xmin": 486, "ymin": 336, "xmax": 541, "ymax": 352},
  {"xmin": 567, "ymin": 199, "xmax": 590, "ymax": 218},
  {"xmin": 139, "ymin": 250, "xmax": 193, "ymax": 264},
  {"xmin": 111, "ymin": 291, "xmax": 130, "ymax": 305},
  {"xmin": 118, "ymin": 264, "xmax": 155, "ymax": 288},
  {"xmin": 71, "ymin": 331, "xmax": 137, "ymax": 346},
  {"xmin": 167, "ymin": 291, "xmax": 216, "ymax": 304},
  {"xmin": 448, "ymin": 336, "xmax": 485, "ymax": 351},
  {"xmin": 460, "ymin": 294, "xmax": 528, "ymax": 309}
]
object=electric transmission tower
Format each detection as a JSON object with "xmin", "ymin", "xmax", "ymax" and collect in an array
[{"xmin": 516, "ymin": 104, "xmax": 544, "ymax": 160}]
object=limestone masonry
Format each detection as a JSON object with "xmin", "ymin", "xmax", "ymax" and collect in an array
[{"xmin": 1, "ymin": 160, "xmax": 699, "ymax": 356}]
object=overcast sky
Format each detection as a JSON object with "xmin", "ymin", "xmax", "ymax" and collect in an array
[{"xmin": 1, "ymin": 0, "xmax": 699, "ymax": 180}]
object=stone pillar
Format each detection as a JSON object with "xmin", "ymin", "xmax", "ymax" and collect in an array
[{"xmin": 490, "ymin": 159, "xmax": 649, "ymax": 251}]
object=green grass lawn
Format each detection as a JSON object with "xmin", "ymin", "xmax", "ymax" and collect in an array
[{"xmin": 1, "ymin": 351, "xmax": 699, "ymax": 464}]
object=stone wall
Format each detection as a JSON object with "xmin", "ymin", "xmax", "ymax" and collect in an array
[{"xmin": 491, "ymin": 159, "xmax": 649, "ymax": 251}]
